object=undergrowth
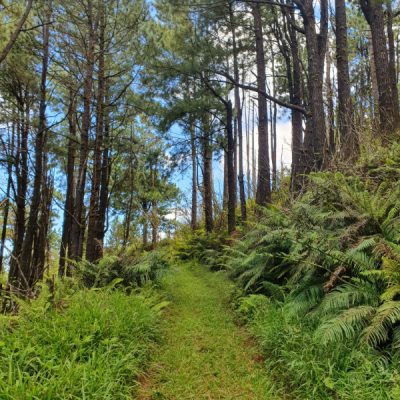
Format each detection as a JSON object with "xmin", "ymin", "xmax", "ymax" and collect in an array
[
  {"xmin": 235, "ymin": 296, "xmax": 399, "ymax": 399},
  {"xmin": 0, "ymin": 283, "xmax": 164, "ymax": 399},
  {"xmin": 176, "ymin": 145, "xmax": 400, "ymax": 398}
]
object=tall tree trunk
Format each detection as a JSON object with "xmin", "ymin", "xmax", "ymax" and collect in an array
[
  {"xmin": 202, "ymin": 115, "xmax": 213, "ymax": 232},
  {"xmin": 335, "ymin": 0, "xmax": 357, "ymax": 160},
  {"xmin": 87, "ymin": 3, "xmax": 105, "ymax": 263},
  {"xmin": 19, "ymin": 4, "xmax": 51, "ymax": 289},
  {"xmin": 151, "ymin": 200, "xmax": 158, "ymax": 249},
  {"xmin": 190, "ymin": 121, "xmax": 197, "ymax": 230},
  {"xmin": 282, "ymin": 8, "xmax": 303, "ymax": 191},
  {"xmin": 223, "ymin": 147, "xmax": 228, "ymax": 211},
  {"xmin": 9, "ymin": 102, "xmax": 29, "ymax": 286},
  {"xmin": 229, "ymin": 7, "xmax": 246, "ymax": 221},
  {"xmin": 270, "ymin": 55, "xmax": 277, "ymax": 191},
  {"xmin": 251, "ymin": 101, "xmax": 256, "ymax": 198},
  {"xmin": 70, "ymin": 0, "xmax": 96, "ymax": 261},
  {"xmin": 59, "ymin": 91, "xmax": 77, "ymax": 277},
  {"xmin": 301, "ymin": 0, "xmax": 328, "ymax": 171},
  {"xmin": 386, "ymin": 1, "xmax": 399, "ymax": 117},
  {"xmin": 96, "ymin": 83, "xmax": 111, "ymax": 258},
  {"xmin": 0, "ymin": 121, "xmax": 15, "ymax": 273},
  {"xmin": 226, "ymin": 100, "xmax": 236, "ymax": 233},
  {"xmin": 31, "ymin": 156, "xmax": 53, "ymax": 286},
  {"xmin": 245, "ymin": 92, "xmax": 251, "ymax": 200},
  {"xmin": 326, "ymin": 49, "xmax": 335, "ymax": 157},
  {"xmin": 142, "ymin": 201, "xmax": 148, "ymax": 247},
  {"xmin": 252, "ymin": 2, "xmax": 271, "ymax": 205},
  {"xmin": 360, "ymin": 0, "xmax": 399, "ymax": 135},
  {"xmin": 368, "ymin": 30, "xmax": 380, "ymax": 126}
]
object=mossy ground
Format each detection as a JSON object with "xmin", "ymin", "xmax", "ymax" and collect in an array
[{"xmin": 137, "ymin": 263, "xmax": 279, "ymax": 399}]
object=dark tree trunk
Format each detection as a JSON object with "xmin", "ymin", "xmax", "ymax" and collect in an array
[
  {"xmin": 96, "ymin": 85, "xmax": 111, "ymax": 257},
  {"xmin": 301, "ymin": 0, "xmax": 328, "ymax": 171},
  {"xmin": 59, "ymin": 91, "xmax": 77, "ymax": 277},
  {"xmin": 9, "ymin": 102, "xmax": 29, "ymax": 286},
  {"xmin": 151, "ymin": 200, "xmax": 158, "ymax": 250},
  {"xmin": 223, "ymin": 146, "xmax": 228, "ymax": 211},
  {"xmin": 87, "ymin": 4, "xmax": 105, "ymax": 263},
  {"xmin": 270, "ymin": 56, "xmax": 277, "ymax": 191},
  {"xmin": 251, "ymin": 101, "xmax": 256, "ymax": 197},
  {"xmin": 70, "ymin": 0, "xmax": 96, "ymax": 261},
  {"xmin": 335, "ymin": 0, "xmax": 357, "ymax": 160},
  {"xmin": 386, "ymin": 1, "xmax": 399, "ymax": 118},
  {"xmin": 244, "ymin": 91, "xmax": 251, "ymax": 200},
  {"xmin": 226, "ymin": 100, "xmax": 236, "ymax": 234},
  {"xmin": 274, "ymin": 7, "xmax": 303, "ymax": 191},
  {"xmin": 190, "ymin": 121, "xmax": 197, "ymax": 230},
  {"xmin": 229, "ymin": 6, "xmax": 246, "ymax": 221},
  {"xmin": 142, "ymin": 201, "xmax": 148, "ymax": 247},
  {"xmin": 19, "ymin": 5, "xmax": 51, "ymax": 289},
  {"xmin": 368, "ymin": 30, "xmax": 380, "ymax": 125},
  {"xmin": 0, "ymin": 121, "xmax": 15, "ymax": 273},
  {"xmin": 286, "ymin": 9, "xmax": 303, "ymax": 191},
  {"xmin": 202, "ymin": 115, "xmax": 213, "ymax": 233},
  {"xmin": 31, "ymin": 159, "xmax": 53, "ymax": 286},
  {"xmin": 326, "ymin": 50, "xmax": 335, "ymax": 157},
  {"xmin": 252, "ymin": 3, "xmax": 271, "ymax": 205},
  {"xmin": 360, "ymin": 0, "xmax": 399, "ymax": 135}
]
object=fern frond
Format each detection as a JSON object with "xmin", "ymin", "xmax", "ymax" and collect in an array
[
  {"xmin": 316, "ymin": 306, "xmax": 375, "ymax": 344},
  {"xmin": 362, "ymin": 301, "xmax": 400, "ymax": 347}
]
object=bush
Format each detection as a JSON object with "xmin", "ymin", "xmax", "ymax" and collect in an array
[
  {"xmin": 78, "ymin": 248, "xmax": 170, "ymax": 288},
  {"xmin": 0, "ymin": 286, "xmax": 163, "ymax": 399},
  {"xmin": 244, "ymin": 297, "xmax": 398, "ymax": 399}
]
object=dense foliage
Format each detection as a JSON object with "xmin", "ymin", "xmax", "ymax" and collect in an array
[{"xmin": 0, "ymin": 285, "xmax": 164, "ymax": 399}]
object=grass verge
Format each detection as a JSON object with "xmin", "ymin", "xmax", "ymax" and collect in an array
[{"xmin": 0, "ymin": 285, "xmax": 161, "ymax": 399}]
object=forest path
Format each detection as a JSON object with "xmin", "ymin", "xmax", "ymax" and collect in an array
[{"xmin": 136, "ymin": 263, "xmax": 279, "ymax": 399}]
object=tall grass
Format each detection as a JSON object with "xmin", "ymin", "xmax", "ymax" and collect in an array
[
  {"xmin": 0, "ymin": 284, "xmax": 162, "ymax": 399},
  {"xmin": 237, "ymin": 297, "xmax": 398, "ymax": 399}
]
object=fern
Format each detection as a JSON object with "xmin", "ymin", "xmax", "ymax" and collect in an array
[
  {"xmin": 317, "ymin": 306, "xmax": 375, "ymax": 344},
  {"xmin": 362, "ymin": 301, "xmax": 400, "ymax": 347}
]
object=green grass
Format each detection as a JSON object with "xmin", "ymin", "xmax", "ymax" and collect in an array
[
  {"xmin": 0, "ymin": 286, "xmax": 161, "ymax": 399},
  {"xmin": 247, "ymin": 301, "xmax": 400, "ymax": 399},
  {"xmin": 137, "ymin": 263, "xmax": 280, "ymax": 399}
]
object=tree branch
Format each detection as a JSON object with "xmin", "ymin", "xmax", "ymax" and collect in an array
[
  {"xmin": 216, "ymin": 70, "xmax": 307, "ymax": 115},
  {"xmin": 0, "ymin": 0, "xmax": 34, "ymax": 65}
]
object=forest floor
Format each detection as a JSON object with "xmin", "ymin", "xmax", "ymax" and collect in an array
[{"xmin": 136, "ymin": 263, "xmax": 280, "ymax": 399}]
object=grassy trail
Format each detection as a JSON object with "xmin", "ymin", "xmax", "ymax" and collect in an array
[{"xmin": 136, "ymin": 263, "xmax": 279, "ymax": 399}]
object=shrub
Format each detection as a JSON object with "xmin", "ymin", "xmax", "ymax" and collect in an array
[{"xmin": 0, "ymin": 286, "xmax": 163, "ymax": 399}]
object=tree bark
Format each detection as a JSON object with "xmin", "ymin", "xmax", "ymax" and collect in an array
[
  {"xmin": 9, "ymin": 102, "xmax": 29, "ymax": 286},
  {"xmin": 70, "ymin": 0, "xmax": 96, "ymax": 261},
  {"xmin": 300, "ymin": 0, "xmax": 328, "ymax": 171},
  {"xmin": 229, "ymin": 7, "xmax": 246, "ymax": 221},
  {"xmin": 360, "ymin": 0, "xmax": 399, "ymax": 135},
  {"xmin": 87, "ymin": 2, "xmax": 105, "ymax": 263},
  {"xmin": 252, "ymin": 2, "xmax": 271, "ymax": 205},
  {"xmin": 19, "ymin": 2, "xmax": 51, "ymax": 289},
  {"xmin": 326, "ymin": 49, "xmax": 335, "ymax": 157},
  {"xmin": 59, "ymin": 90, "xmax": 77, "ymax": 277},
  {"xmin": 0, "ymin": 121, "xmax": 15, "ymax": 273},
  {"xmin": 226, "ymin": 100, "xmax": 236, "ymax": 233},
  {"xmin": 386, "ymin": 1, "xmax": 399, "ymax": 119},
  {"xmin": 335, "ymin": 0, "xmax": 357, "ymax": 160},
  {"xmin": 96, "ymin": 88, "xmax": 111, "ymax": 256},
  {"xmin": 190, "ymin": 121, "xmax": 197, "ymax": 230},
  {"xmin": 284, "ymin": 8, "xmax": 303, "ymax": 191},
  {"xmin": 202, "ymin": 115, "xmax": 213, "ymax": 232}
]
